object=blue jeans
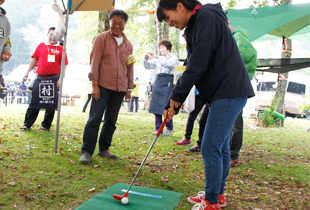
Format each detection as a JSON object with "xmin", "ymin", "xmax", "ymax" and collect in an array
[
  {"xmin": 81, "ymin": 86, "xmax": 125, "ymax": 155},
  {"xmin": 130, "ymin": 96, "xmax": 139, "ymax": 112},
  {"xmin": 202, "ymin": 97, "xmax": 247, "ymax": 204}
]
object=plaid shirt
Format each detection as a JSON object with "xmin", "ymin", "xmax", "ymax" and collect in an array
[{"xmin": 88, "ymin": 30, "xmax": 134, "ymax": 92}]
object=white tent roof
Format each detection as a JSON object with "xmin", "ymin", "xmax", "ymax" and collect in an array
[{"xmin": 5, "ymin": 64, "xmax": 36, "ymax": 82}]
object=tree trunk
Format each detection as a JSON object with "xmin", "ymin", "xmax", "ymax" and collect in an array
[
  {"xmin": 98, "ymin": 11, "xmax": 110, "ymax": 33},
  {"xmin": 162, "ymin": 22, "xmax": 169, "ymax": 39},
  {"xmin": 154, "ymin": 17, "xmax": 160, "ymax": 55},
  {"xmin": 154, "ymin": 0, "xmax": 160, "ymax": 54},
  {"xmin": 174, "ymin": 29, "xmax": 180, "ymax": 57},
  {"xmin": 97, "ymin": 0, "xmax": 115, "ymax": 33},
  {"xmin": 275, "ymin": 0, "xmax": 293, "ymax": 126}
]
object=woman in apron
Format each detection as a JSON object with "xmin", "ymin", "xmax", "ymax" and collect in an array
[{"xmin": 143, "ymin": 39, "xmax": 178, "ymax": 136}]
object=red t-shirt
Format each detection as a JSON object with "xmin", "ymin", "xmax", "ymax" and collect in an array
[{"xmin": 32, "ymin": 43, "xmax": 69, "ymax": 75}]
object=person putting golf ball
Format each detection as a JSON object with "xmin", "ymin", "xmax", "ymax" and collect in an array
[
  {"xmin": 121, "ymin": 197, "xmax": 129, "ymax": 204},
  {"xmin": 157, "ymin": 0, "xmax": 255, "ymax": 209}
]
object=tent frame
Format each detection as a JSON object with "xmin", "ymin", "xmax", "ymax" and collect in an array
[{"xmin": 54, "ymin": 0, "xmax": 74, "ymax": 153}]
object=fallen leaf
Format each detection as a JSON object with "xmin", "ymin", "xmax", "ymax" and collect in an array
[
  {"xmin": 77, "ymin": 175, "xmax": 84, "ymax": 180},
  {"xmin": 68, "ymin": 159, "xmax": 75, "ymax": 164},
  {"xmin": 0, "ymin": 156, "xmax": 3, "ymax": 160},
  {"xmin": 21, "ymin": 166, "xmax": 27, "ymax": 169},
  {"xmin": 8, "ymin": 182, "xmax": 15, "ymax": 186},
  {"xmin": 94, "ymin": 165, "xmax": 99, "ymax": 168}
]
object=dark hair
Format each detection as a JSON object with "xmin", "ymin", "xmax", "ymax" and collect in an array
[
  {"xmin": 109, "ymin": 10, "xmax": 129, "ymax": 22},
  {"xmin": 157, "ymin": 0, "xmax": 201, "ymax": 22},
  {"xmin": 48, "ymin": 27, "xmax": 55, "ymax": 33},
  {"xmin": 159, "ymin": 39, "xmax": 172, "ymax": 51}
]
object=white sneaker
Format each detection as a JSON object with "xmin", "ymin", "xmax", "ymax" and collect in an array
[{"xmin": 163, "ymin": 129, "xmax": 173, "ymax": 136}]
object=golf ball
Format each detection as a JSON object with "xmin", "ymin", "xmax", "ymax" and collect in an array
[{"xmin": 121, "ymin": 197, "xmax": 129, "ymax": 204}]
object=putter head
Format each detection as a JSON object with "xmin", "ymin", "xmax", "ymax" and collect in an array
[{"xmin": 113, "ymin": 192, "xmax": 128, "ymax": 200}]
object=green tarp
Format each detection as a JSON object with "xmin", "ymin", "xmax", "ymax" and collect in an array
[{"xmin": 226, "ymin": 3, "xmax": 310, "ymax": 42}]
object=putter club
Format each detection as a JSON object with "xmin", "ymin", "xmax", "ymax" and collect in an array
[{"xmin": 113, "ymin": 116, "xmax": 168, "ymax": 201}]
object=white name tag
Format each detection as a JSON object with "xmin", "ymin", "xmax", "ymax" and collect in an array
[{"xmin": 48, "ymin": 55, "xmax": 55, "ymax": 62}]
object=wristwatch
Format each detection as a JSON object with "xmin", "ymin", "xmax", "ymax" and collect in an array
[{"xmin": 127, "ymin": 89, "xmax": 132, "ymax": 92}]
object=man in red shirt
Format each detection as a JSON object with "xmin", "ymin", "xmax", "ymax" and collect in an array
[{"xmin": 20, "ymin": 27, "xmax": 68, "ymax": 131}]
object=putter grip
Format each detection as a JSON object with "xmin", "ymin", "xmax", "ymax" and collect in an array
[{"xmin": 156, "ymin": 116, "xmax": 168, "ymax": 137}]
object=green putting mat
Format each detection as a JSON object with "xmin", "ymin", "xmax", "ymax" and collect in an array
[{"xmin": 75, "ymin": 183, "xmax": 183, "ymax": 210}]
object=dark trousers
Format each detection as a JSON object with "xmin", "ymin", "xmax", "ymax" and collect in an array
[
  {"xmin": 155, "ymin": 114, "xmax": 173, "ymax": 131},
  {"xmin": 229, "ymin": 111, "xmax": 243, "ymax": 160},
  {"xmin": 82, "ymin": 94, "xmax": 92, "ymax": 112},
  {"xmin": 197, "ymin": 104, "xmax": 210, "ymax": 147},
  {"xmin": 81, "ymin": 86, "xmax": 125, "ymax": 155},
  {"xmin": 23, "ymin": 102, "xmax": 55, "ymax": 129},
  {"xmin": 130, "ymin": 96, "xmax": 139, "ymax": 112},
  {"xmin": 185, "ymin": 95, "xmax": 205, "ymax": 140}
]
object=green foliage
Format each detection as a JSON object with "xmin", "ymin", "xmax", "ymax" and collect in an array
[
  {"xmin": 226, "ymin": 0, "xmax": 239, "ymax": 10},
  {"xmin": 116, "ymin": 0, "xmax": 185, "ymax": 62},
  {"xmin": 298, "ymin": 95, "xmax": 310, "ymax": 114},
  {"xmin": 69, "ymin": 11, "xmax": 98, "ymax": 64},
  {"xmin": 258, "ymin": 97, "xmax": 281, "ymax": 127},
  {"xmin": 2, "ymin": 0, "xmax": 51, "ymax": 75},
  {"xmin": 251, "ymin": 0, "xmax": 269, "ymax": 7}
]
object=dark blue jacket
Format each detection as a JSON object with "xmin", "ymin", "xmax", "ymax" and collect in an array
[{"xmin": 168, "ymin": 3, "xmax": 255, "ymax": 111}]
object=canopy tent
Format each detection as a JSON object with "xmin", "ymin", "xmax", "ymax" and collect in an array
[
  {"xmin": 6, "ymin": 65, "xmax": 36, "ymax": 82},
  {"xmin": 52, "ymin": 0, "xmax": 113, "ymax": 152},
  {"xmin": 69, "ymin": 0, "xmax": 113, "ymax": 12},
  {"xmin": 226, "ymin": 3, "xmax": 310, "ymax": 42},
  {"xmin": 257, "ymin": 58, "xmax": 310, "ymax": 74}
]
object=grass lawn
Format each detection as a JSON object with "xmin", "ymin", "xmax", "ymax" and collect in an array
[{"xmin": 0, "ymin": 105, "xmax": 309, "ymax": 209}]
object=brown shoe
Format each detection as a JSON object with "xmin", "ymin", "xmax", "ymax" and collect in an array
[
  {"xmin": 96, "ymin": 150, "xmax": 117, "ymax": 159},
  {"xmin": 230, "ymin": 158, "xmax": 239, "ymax": 167},
  {"xmin": 79, "ymin": 152, "xmax": 91, "ymax": 165}
]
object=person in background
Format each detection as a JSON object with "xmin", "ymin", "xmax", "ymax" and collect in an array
[
  {"xmin": 0, "ymin": 0, "xmax": 12, "ymax": 93},
  {"xmin": 18, "ymin": 81, "xmax": 27, "ymax": 104},
  {"xmin": 79, "ymin": 10, "xmax": 135, "ymax": 165},
  {"xmin": 176, "ymin": 88, "xmax": 205, "ymax": 145},
  {"xmin": 143, "ymin": 39, "xmax": 178, "ymax": 136},
  {"xmin": 130, "ymin": 77, "xmax": 140, "ymax": 113},
  {"xmin": 188, "ymin": 104, "xmax": 209, "ymax": 153},
  {"xmin": 82, "ymin": 80, "xmax": 92, "ymax": 112},
  {"xmin": 20, "ymin": 27, "xmax": 68, "ymax": 131},
  {"xmin": 227, "ymin": 16, "xmax": 257, "ymax": 167},
  {"xmin": 143, "ymin": 81, "xmax": 152, "ymax": 111},
  {"xmin": 8, "ymin": 80, "xmax": 15, "ymax": 104},
  {"xmin": 157, "ymin": 1, "xmax": 254, "ymax": 209}
]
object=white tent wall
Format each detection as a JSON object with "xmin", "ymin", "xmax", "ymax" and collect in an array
[
  {"xmin": 5, "ymin": 64, "xmax": 36, "ymax": 82},
  {"xmin": 5, "ymin": 64, "xmax": 90, "ymax": 100}
]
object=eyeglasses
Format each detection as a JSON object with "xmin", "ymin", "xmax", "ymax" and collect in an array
[
  {"xmin": 110, "ymin": 20, "xmax": 126, "ymax": 27},
  {"xmin": 47, "ymin": 34, "xmax": 53, "ymax": 37}
]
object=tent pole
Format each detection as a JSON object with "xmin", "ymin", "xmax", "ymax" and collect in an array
[{"xmin": 54, "ymin": 1, "xmax": 72, "ymax": 154}]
